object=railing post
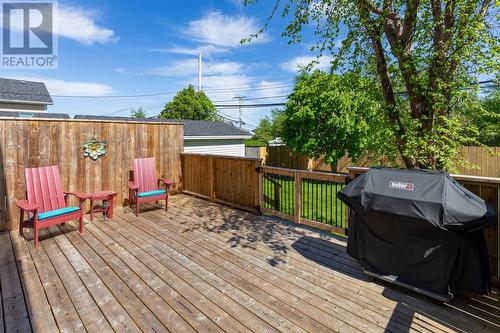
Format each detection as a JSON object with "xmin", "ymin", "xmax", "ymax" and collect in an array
[
  {"xmin": 273, "ymin": 178, "xmax": 281, "ymax": 211},
  {"xmin": 257, "ymin": 162, "xmax": 263, "ymax": 214},
  {"xmin": 295, "ymin": 171, "xmax": 301, "ymax": 224}
]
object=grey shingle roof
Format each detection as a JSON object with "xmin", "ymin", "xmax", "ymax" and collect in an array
[
  {"xmin": 177, "ymin": 119, "xmax": 251, "ymax": 137},
  {"xmin": 0, "ymin": 78, "xmax": 53, "ymax": 104},
  {"xmin": 0, "ymin": 111, "xmax": 69, "ymax": 119},
  {"xmin": 73, "ymin": 115, "xmax": 251, "ymax": 137}
]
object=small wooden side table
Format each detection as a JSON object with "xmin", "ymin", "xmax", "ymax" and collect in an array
[{"xmin": 88, "ymin": 191, "xmax": 117, "ymax": 220}]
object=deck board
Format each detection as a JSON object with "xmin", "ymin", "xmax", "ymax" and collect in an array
[
  {"xmin": 38, "ymin": 228, "xmax": 113, "ymax": 333},
  {"xmin": 144, "ymin": 206, "xmax": 422, "ymax": 333},
  {"xmin": 0, "ymin": 194, "xmax": 498, "ymax": 332},
  {"xmin": 0, "ymin": 232, "xmax": 31, "ymax": 333},
  {"xmin": 26, "ymin": 233, "xmax": 85, "ymax": 332},
  {"xmin": 129, "ymin": 209, "xmax": 380, "ymax": 333}
]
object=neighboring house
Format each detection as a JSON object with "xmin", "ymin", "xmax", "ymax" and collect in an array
[
  {"xmin": 0, "ymin": 78, "xmax": 53, "ymax": 116},
  {"xmin": 181, "ymin": 120, "xmax": 251, "ymax": 157},
  {"xmin": 74, "ymin": 115, "xmax": 252, "ymax": 157},
  {"xmin": 0, "ymin": 111, "xmax": 70, "ymax": 119}
]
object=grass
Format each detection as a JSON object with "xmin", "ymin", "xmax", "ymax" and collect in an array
[{"xmin": 262, "ymin": 176, "xmax": 347, "ymax": 228}]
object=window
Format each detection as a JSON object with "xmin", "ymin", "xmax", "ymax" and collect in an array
[{"xmin": 19, "ymin": 112, "xmax": 34, "ymax": 118}]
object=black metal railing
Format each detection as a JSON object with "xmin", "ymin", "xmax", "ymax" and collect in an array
[
  {"xmin": 300, "ymin": 178, "xmax": 346, "ymax": 229},
  {"xmin": 261, "ymin": 167, "xmax": 348, "ymax": 234}
]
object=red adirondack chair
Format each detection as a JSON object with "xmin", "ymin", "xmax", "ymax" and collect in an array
[
  {"xmin": 128, "ymin": 157, "xmax": 174, "ymax": 216},
  {"xmin": 17, "ymin": 166, "xmax": 87, "ymax": 248}
]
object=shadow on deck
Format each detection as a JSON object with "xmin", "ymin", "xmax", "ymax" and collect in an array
[{"xmin": 0, "ymin": 194, "xmax": 498, "ymax": 332}]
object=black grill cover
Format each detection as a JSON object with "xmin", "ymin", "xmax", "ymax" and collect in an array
[{"xmin": 338, "ymin": 167, "xmax": 496, "ymax": 296}]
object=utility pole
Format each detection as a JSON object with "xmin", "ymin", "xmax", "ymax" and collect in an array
[
  {"xmin": 233, "ymin": 96, "xmax": 246, "ymax": 128},
  {"xmin": 198, "ymin": 52, "xmax": 202, "ymax": 92}
]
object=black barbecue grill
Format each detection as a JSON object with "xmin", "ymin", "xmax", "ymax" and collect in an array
[{"xmin": 338, "ymin": 167, "xmax": 497, "ymax": 302}]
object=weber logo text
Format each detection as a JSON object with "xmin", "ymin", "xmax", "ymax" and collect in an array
[{"xmin": 389, "ymin": 181, "xmax": 415, "ymax": 191}]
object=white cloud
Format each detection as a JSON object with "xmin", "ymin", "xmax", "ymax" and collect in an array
[
  {"xmin": 5, "ymin": 76, "xmax": 114, "ymax": 96},
  {"xmin": 45, "ymin": 79, "xmax": 114, "ymax": 96},
  {"xmin": 152, "ymin": 11, "xmax": 268, "ymax": 56},
  {"xmin": 150, "ymin": 44, "xmax": 229, "ymax": 56},
  {"xmin": 280, "ymin": 55, "xmax": 334, "ymax": 73},
  {"xmin": 147, "ymin": 59, "xmax": 244, "ymax": 77},
  {"xmin": 202, "ymin": 76, "xmax": 290, "ymax": 112},
  {"xmin": 56, "ymin": 6, "xmax": 117, "ymax": 45},
  {"xmin": 253, "ymin": 80, "xmax": 291, "ymax": 99},
  {"xmin": 2, "ymin": 5, "xmax": 117, "ymax": 45},
  {"xmin": 184, "ymin": 11, "xmax": 268, "ymax": 48},
  {"xmin": 203, "ymin": 75, "xmax": 252, "ymax": 101}
]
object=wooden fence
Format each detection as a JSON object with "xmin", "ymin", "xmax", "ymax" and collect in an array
[
  {"xmin": 348, "ymin": 166, "xmax": 500, "ymax": 281},
  {"xmin": 264, "ymin": 146, "xmax": 312, "ymax": 170},
  {"xmin": 263, "ymin": 146, "xmax": 500, "ymax": 177},
  {"xmin": 261, "ymin": 166, "xmax": 349, "ymax": 235},
  {"xmin": 180, "ymin": 153, "xmax": 261, "ymax": 214},
  {"xmin": 457, "ymin": 146, "xmax": 500, "ymax": 177},
  {"xmin": 0, "ymin": 118, "xmax": 184, "ymax": 231}
]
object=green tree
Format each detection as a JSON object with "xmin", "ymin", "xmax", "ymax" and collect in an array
[
  {"xmin": 250, "ymin": 117, "xmax": 274, "ymax": 146},
  {"xmin": 282, "ymin": 71, "xmax": 390, "ymax": 170},
  {"xmin": 246, "ymin": 108, "xmax": 286, "ymax": 146},
  {"xmin": 244, "ymin": 0, "xmax": 498, "ymax": 170},
  {"xmin": 269, "ymin": 108, "xmax": 286, "ymax": 138},
  {"xmin": 468, "ymin": 88, "xmax": 500, "ymax": 146},
  {"xmin": 159, "ymin": 85, "xmax": 220, "ymax": 121},
  {"xmin": 130, "ymin": 106, "xmax": 147, "ymax": 118}
]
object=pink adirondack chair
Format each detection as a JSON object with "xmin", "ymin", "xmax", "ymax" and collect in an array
[
  {"xmin": 128, "ymin": 158, "xmax": 174, "ymax": 216},
  {"xmin": 16, "ymin": 166, "xmax": 87, "ymax": 248}
]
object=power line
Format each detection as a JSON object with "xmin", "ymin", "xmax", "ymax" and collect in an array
[
  {"xmin": 217, "ymin": 110, "xmax": 259, "ymax": 129},
  {"xmin": 52, "ymin": 91, "xmax": 179, "ymax": 99},
  {"xmin": 47, "ymin": 82, "xmax": 294, "ymax": 99},
  {"xmin": 8, "ymin": 79, "xmax": 493, "ymax": 100},
  {"xmin": 108, "ymin": 107, "xmax": 132, "ymax": 115},
  {"xmin": 213, "ymin": 94, "xmax": 289, "ymax": 103},
  {"xmin": 215, "ymin": 102, "xmax": 286, "ymax": 108},
  {"xmin": 204, "ymin": 83, "xmax": 294, "ymax": 94}
]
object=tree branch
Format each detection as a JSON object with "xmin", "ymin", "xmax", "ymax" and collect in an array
[
  {"xmin": 401, "ymin": 0, "xmax": 420, "ymax": 46},
  {"xmin": 241, "ymin": 0, "xmax": 282, "ymax": 43},
  {"xmin": 358, "ymin": 0, "xmax": 385, "ymax": 15}
]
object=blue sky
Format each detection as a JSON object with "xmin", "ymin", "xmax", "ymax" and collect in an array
[{"xmin": 3, "ymin": 0, "xmax": 336, "ymax": 131}]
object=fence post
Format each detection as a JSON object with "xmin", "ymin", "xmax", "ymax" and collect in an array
[
  {"xmin": 259, "ymin": 147, "xmax": 267, "ymax": 164},
  {"xmin": 209, "ymin": 156, "xmax": 216, "ymax": 202},
  {"xmin": 294, "ymin": 171, "xmax": 301, "ymax": 224}
]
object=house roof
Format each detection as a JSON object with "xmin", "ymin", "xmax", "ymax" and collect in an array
[
  {"xmin": 0, "ymin": 111, "xmax": 69, "ymax": 119},
  {"xmin": 73, "ymin": 115, "xmax": 252, "ymax": 138},
  {"xmin": 0, "ymin": 78, "xmax": 53, "ymax": 105}
]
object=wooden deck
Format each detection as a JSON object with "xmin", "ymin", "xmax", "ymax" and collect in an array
[{"xmin": 0, "ymin": 195, "xmax": 499, "ymax": 333}]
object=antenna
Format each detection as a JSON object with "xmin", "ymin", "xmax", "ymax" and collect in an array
[{"xmin": 198, "ymin": 52, "xmax": 202, "ymax": 92}]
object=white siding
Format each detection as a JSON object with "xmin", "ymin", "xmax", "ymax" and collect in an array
[{"xmin": 184, "ymin": 139, "xmax": 246, "ymax": 157}]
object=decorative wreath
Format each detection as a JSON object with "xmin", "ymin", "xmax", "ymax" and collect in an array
[{"xmin": 83, "ymin": 138, "xmax": 106, "ymax": 160}]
